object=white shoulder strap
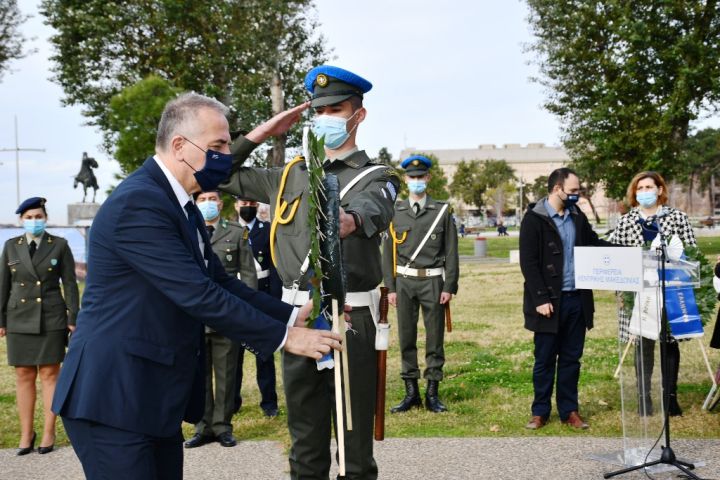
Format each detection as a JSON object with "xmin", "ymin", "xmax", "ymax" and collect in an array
[
  {"xmin": 340, "ymin": 165, "xmax": 386, "ymax": 199},
  {"xmin": 407, "ymin": 203, "xmax": 449, "ymax": 266}
]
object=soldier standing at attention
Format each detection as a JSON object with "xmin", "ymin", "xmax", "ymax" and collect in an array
[
  {"xmin": 383, "ymin": 155, "xmax": 459, "ymax": 413},
  {"xmin": 232, "ymin": 196, "xmax": 282, "ymax": 418},
  {"xmin": 221, "ymin": 65, "xmax": 399, "ymax": 480},
  {"xmin": 184, "ymin": 190, "xmax": 257, "ymax": 449}
]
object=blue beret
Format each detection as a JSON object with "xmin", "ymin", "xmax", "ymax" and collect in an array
[
  {"xmin": 305, "ymin": 65, "xmax": 372, "ymax": 107},
  {"xmin": 16, "ymin": 197, "xmax": 47, "ymax": 215}
]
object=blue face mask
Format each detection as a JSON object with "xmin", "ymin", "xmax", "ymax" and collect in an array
[
  {"xmin": 311, "ymin": 110, "xmax": 360, "ymax": 150},
  {"xmin": 562, "ymin": 191, "xmax": 579, "ymax": 207},
  {"xmin": 197, "ymin": 200, "xmax": 219, "ymax": 221},
  {"xmin": 408, "ymin": 180, "xmax": 427, "ymax": 195},
  {"xmin": 636, "ymin": 191, "xmax": 658, "ymax": 208},
  {"xmin": 183, "ymin": 138, "xmax": 233, "ymax": 191},
  {"xmin": 23, "ymin": 219, "xmax": 46, "ymax": 236}
]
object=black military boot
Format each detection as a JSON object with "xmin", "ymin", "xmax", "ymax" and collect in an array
[
  {"xmin": 425, "ymin": 380, "xmax": 448, "ymax": 413},
  {"xmin": 390, "ymin": 379, "xmax": 422, "ymax": 413}
]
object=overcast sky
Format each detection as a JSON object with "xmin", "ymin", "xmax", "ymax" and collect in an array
[{"xmin": 1, "ymin": 1, "xmax": 717, "ymax": 224}]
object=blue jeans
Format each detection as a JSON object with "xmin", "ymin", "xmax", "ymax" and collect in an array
[{"xmin": 531, "ymin": 292, "xmax": 586, "ymax": 421}]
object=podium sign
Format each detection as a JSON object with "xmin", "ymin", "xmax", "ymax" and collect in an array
[{"xmin": 574, "ymin": 247, "xmax": 643, "ymax": 292}]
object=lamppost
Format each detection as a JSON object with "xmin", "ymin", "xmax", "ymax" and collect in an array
[{"xmin": 0, "ymin": 116, "xmax": 46, "ymax": 205}]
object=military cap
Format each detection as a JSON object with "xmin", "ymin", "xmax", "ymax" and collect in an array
[
  {"xmin": 401, "ymin": 155, "xmax": 432, "ymax": 177},
  {"xmin": 16, "ymin": 197, "xmax": 47, "ymax": 215},
  {"xmin": 304, "ymin": 65, "xmax": 372, "ymax": 108}
]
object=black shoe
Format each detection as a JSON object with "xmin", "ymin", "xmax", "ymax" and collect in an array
[
  {"xmin": 262, "ymin": 407, "xmax": 279, "ymax": 418},
  {"xmin": 425, "ymin": 380, "xmax": 448, "ymax": 413},
  {"xmin": 668, "ymin": 396, "xmax": 683, "ymax": 417},
  {"xmin": 390, "ymin": 379, "xmax": 422, "ymax": 413},
  {"xmin": 217, "ymin": 432, "xmax": 237, "ymax": 447},
  {"xmin": 17, "ymin": 432, "xmax": 36, "ymax": 456},
  {"xmin": 37, "ymin": 444, "xmax": 54, "ymax": 454},
  {"xmin": 184, "ymin": 433, "xmax": 214, "ymax": 449}
]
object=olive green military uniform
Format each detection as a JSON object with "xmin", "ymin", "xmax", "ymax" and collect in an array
[
  {"xmin": 382, "ymin": 196, "xmax": 459, "ymax": 381},
  {"xmin": 0, "ymin": 233, "xmax": 79, "ymax": 366},
  {"xmin": 195, "ymin": 219, "xmax": 257, "ymax": 437},
  {"xmin": 221, "ymin": 138, "xmax": 399, "ymax": 480}
]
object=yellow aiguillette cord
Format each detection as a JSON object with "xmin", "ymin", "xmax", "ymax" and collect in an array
[
  {"xmin": 270, "ymin": 155, "xmax": 305, "ymax": 265},
  {"xmin": 388, "ymin": 222, "xmax": 408, "ymax": 278}
]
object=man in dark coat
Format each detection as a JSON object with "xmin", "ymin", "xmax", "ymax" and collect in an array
[{"xmin": 519, "ymin": 167, "xmax": 611, "ymax": 431}]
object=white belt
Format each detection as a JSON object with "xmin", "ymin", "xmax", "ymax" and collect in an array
[
  {"xmin": 396, "ymin": 266, "xmax": 444, "ymax": 278},
  {"xmin": 281, "ymin": 287, "xmax": 381, "ymax": 327},
  {"xmin": 256, "ymin": 269, "xmax": 270, "ymax": 279},
  {"xmin": 281, "ymin": 287, "xmax": 310, "ymax": 306}
]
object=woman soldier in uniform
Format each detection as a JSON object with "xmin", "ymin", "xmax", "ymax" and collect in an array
[{"xmin": 0, "ymin": 197, "xmax": 79, "ymax": 455}]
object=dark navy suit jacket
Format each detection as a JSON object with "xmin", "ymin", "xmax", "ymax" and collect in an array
[
  {"xmin": 248, "ymin": 219, "xmax": 282, "ymax": 298},
  {"xmin": 52, "ymin": 157, "xmax": 292, "ymax": 437}
]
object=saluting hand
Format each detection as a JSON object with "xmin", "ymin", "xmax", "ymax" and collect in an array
[{"xmin": 246, "ymin": 102, "xmax": 311, "ymax": 144}]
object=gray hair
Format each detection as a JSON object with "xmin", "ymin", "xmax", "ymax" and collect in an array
[{"xmin": 155, "ymin": 92, "xmax": 229, "ymax": 150}]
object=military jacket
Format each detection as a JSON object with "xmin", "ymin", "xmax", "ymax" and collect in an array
[
  {"xmin": 205, "ymin": 219, "xmax": 257, "ymax": 335},
  {"xmin": 382, "ymin": 196, "xmax": 459, "ymax": 294},
  {"xmin": 0, "ymin": 233, "xmax": 80, "ymax": 334},
  {"xmin": 209, "ymin": 219, "xmax": 257, "ymax": 290},
  {"xmin": 221, "ymin": 137, "xmax": 400, "ymax": 292}
]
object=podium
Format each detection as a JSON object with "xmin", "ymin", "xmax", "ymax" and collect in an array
[{"xmin": 575, "ymin": 246, "xmax": 709, "ymax": 474}]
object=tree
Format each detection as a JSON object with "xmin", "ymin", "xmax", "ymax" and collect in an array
[
  {"xmin": 40, "ymin": 0, "xmax": 329, "ymax": 169},
  {"xmin": 0, "ymin": 0, "xmax": 32, "ymax": 81},
  {"xmin": 527, "ymin": 1, "xmax": 720, "ymax": 200},
  {"xmin": 107, "ymin": 75, "xmax": 182, "ymax": 176},
  {"xmin": 450, "ymin": 159, "xmax": 516, "ymax": 212},
  {"xmin": 678, "ymin": 128, "xmax": 720, "ymax": 213},
  {"xmin": 528, "ymin": 175, "xmax": 548, "ymax": 202}
]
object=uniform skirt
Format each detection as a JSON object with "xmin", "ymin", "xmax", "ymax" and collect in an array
[{"xmin": 6, "ymin": 329, "xmax": 67, "ymax": 366}]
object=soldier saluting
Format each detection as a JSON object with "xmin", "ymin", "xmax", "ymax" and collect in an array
[
  {"xmin": 221, "ymin": 65, "xmax": 399, "ymax": 479},
  {"xmin": 383, "ymin": 155, "xmax": 459, "ymax": 413}
]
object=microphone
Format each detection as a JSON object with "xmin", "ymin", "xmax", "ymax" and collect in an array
[{"xmin": 637, "ymin": 206, "xmax": 669, "ymax": 227}]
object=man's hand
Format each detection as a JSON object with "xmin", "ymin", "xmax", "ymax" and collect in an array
[
  {"xmin": 439, "ymin": 292, "xmax": 452, "ymax": 305},
  {"xmin": 297, "ymin": 301, "xmax": 353, "ymax": 327},
  {"xmin": 388, "ymin": 292, "xmax": 397, "ymax": 307},
  {"xmin": 536, "ymin": 303, "xmax": 553, "ymax": 317},
  {"xmin": 339, "ymin": 208, "xmax": 357, "ymax": 239},
  {"xmin": 68, "ymin": 325, "xmax": 76, "ymax": 333},
  {"xmin": 284, "ymin": 326, "xmax": 342, "ymax": 360},
  {"xmin": 0, "ymin": 327, "xmax": 5, "ymax": 338},
  {"xmin": 246, "ymin": 102, "xmax": 310, "ymax": 144}
]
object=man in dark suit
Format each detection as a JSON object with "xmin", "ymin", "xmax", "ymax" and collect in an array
[
  {"xmin": 233, "ymin": 197, "xmax": 282, "ymax": 417},
  {"xmin": 52, "ymin": 92, "xmax": 342, "ymax": 480}
]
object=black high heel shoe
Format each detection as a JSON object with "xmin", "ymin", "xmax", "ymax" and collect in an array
[
  {"xmin": 37, "ymin": 443, "xmax": 55, "ymax": 454},
  {"xmin": 16, "ymin": 432, "xmax": 36, "ymax": 456}
]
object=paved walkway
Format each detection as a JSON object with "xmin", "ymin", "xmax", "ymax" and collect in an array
[{"xmin": 1, "ymin": 437, "xmax": 718, "ymax": 479}]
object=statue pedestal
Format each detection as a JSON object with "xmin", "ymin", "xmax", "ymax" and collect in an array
[{"xmin": 68, "ymin": 202, "xmax": 100, "ymax": 226}]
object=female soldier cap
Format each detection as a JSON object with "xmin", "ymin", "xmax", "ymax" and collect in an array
[{"xmin": 15, "ymin": 197, "xmax": 47, "ymax": 215}]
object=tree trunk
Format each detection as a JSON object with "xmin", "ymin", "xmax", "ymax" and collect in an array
[{"xmin": 269, "ymin": 70, "xmax": 286, "ymax": 167}]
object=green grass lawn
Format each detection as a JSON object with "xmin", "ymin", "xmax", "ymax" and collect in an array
[{"xmin": 1, "ymin": 257, "xmax": 719, "ymax": 449}]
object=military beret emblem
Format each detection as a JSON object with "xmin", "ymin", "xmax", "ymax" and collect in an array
[
  {"xmin": 316, "ymin": 73, "xmax": 328, "ymax": 87},
  {"xmin": 412, "ymin": 160, "xmax": 420, "ymax": 166}
]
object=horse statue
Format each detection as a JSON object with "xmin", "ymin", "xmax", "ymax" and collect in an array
[{"xmin": 73, "ymin": 152, "xmax": 99, "ymax": 203}]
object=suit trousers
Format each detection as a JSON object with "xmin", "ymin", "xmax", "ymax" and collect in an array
[
  {"xmin": 282, "ymin": 307, "xmax": 378, "ymax": 480},
  {"xmin": 234, "ymin": 348, "xmax": 278, "ymax": 412},
  {"xmin": 63, "ymin": 417, "xmax": 183, "ymax": 480},
  {"xmin": 531, "ymin": 292, "xmax": 586, "ymax": 421},
  {"xmin": 196, "ymin": 332, "xmax": 239, "ymax": 436},
  {"xmin": 396, "ymin": 275, "xmax": 445, "ymax": 381}
]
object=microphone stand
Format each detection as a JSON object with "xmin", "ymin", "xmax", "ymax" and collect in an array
[{"xmin": 604, "ymin": 219, "xmax": 701, "ymax": 479}]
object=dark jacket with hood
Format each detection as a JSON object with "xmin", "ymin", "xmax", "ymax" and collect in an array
[{"xmin": 519, "ymin": 197, "xmax": 612, "ymax": 334}]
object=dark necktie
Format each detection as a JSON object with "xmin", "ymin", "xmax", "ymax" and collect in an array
[
  {"xmin": 206, "ymin": 225, "xmax": 215, "ymax": 237},
  {"xmin": 413, "ymin": 203, "xmax": 420, "ymax": 215},
  {"xmin": 29, "ymin": 240, "xmax": 37, "ymax": 258},
  {"xmin": 184, "ymin": 201, "xmax": 202, "ymax": 233}
]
